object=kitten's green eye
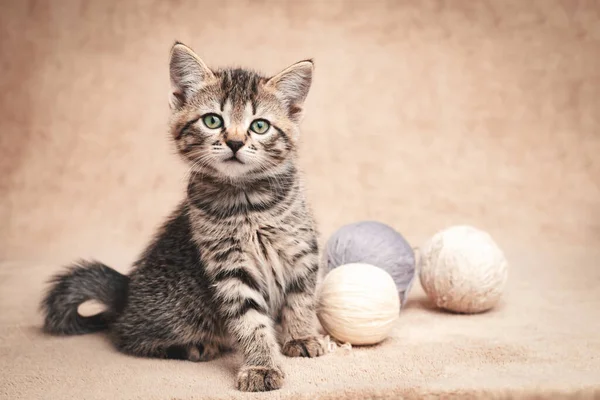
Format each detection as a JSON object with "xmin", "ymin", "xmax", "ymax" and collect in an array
[
  {"xmin": 202, "ymin": 114, "xmax": 223, "ymax": 129},
  {"xmin": 250, "ymin": 119, "xmax": 270, "ymax": 134}
]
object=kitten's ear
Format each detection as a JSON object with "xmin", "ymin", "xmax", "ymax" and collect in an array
[
  {"xmin": 266, "ymin": 59, "xmax": 314, "ymax": 120},
  {"xmin": 169, "ymin": 42, "xmax": 215, "ymax": 110}
]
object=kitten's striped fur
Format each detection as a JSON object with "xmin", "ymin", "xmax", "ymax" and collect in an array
[{"xmin": 41, "ymin": 42, "xmax": 324, "ymax": 392}]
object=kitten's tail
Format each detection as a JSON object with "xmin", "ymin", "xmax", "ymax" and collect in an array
[{"xmin": 40, "ymin": 260, "xmax": 129, "ymax": 335}]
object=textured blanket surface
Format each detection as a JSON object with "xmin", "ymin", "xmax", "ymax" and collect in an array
[{"xmin": 1, "ymin": 244, "xmax": 600, "ymax": 399}]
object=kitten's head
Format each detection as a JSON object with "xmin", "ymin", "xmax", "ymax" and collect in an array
[{"xmin": 168, "ymin": 42, "xmax": 313, "ymax": 181}]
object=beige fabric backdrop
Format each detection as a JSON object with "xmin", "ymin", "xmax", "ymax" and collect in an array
[{"xmin": 2, "ymin": 0, "xmax": 598, "ymax": 267}]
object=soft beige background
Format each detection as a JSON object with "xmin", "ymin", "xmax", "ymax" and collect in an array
[
  {"xmin": 1, "ymin": 1, "xmax": 599, "ymax": 399},
  {"xmin": 2, "ymin": 0, "xmax": 599, "ymax": 266}
]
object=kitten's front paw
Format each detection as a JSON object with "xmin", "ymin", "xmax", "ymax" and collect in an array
[
  {"xmin": 282, "ymin": 336, "xmax": 326, "ymax": 358},
  {"xmin": 236, "ymin": 365, "xmax": 284, "ymax": 392}
]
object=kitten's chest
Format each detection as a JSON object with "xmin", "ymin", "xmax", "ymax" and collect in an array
[{"xmin": 243, "ymin": 225, "xmax": 295, "ymax": 312}]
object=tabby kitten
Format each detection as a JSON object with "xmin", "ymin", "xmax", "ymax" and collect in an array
[{"xmin": 41, "ymin": 42, "xmax": 325, "ymax": 392}]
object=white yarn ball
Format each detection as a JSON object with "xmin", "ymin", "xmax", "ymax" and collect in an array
[
  {"xmin": 317, "ymin": 263, "xmax": 400, "ymax": 345},
  {"xmin": 419, "ymin": 225, "xmax": 508, "ymax": 314}
]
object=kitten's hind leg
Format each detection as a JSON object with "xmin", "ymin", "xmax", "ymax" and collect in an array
[
  {"xmin": 165, "ymin": 344, "xmax": 219, "ymax": 362},
  {"xmin": 187, "ymin": 342, "xmax": 221, "ymax": 362},
  {"xmin": 114, "ymin": 337, "xmax": 221, "ymax": 362}
]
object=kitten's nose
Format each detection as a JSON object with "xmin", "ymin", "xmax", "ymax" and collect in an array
[{"xmin": 226, "ymin": 140, "xmax": 244, "ymax": 154}]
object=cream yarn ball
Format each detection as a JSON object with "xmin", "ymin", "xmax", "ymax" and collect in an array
[
  {"xmin": 419, "ymin": 225, "xmax": 508, "ymax": 314},
  {"xmin": 317, "ymin": 263, "xmax": 400, "ymax": 345}
]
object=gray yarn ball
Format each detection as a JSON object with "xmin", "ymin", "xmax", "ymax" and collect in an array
[{"xmin": 323, "ymin": 221, "xmax": 416, "ymax": 307}]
